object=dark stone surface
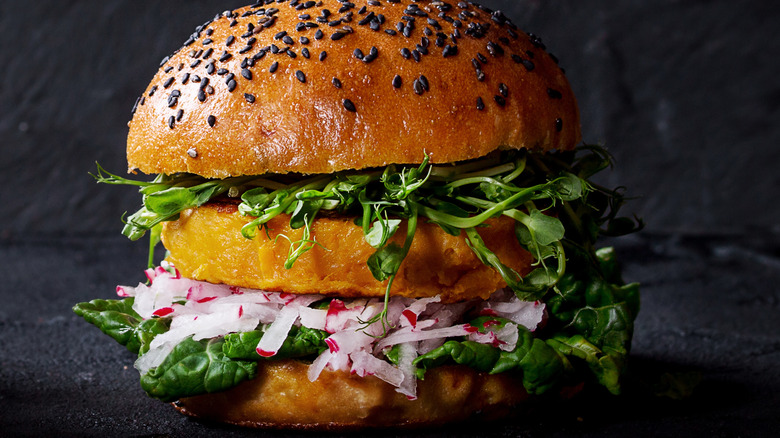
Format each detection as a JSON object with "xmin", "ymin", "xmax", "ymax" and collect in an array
[{"xmin": 1, "ymin": 234, "xmax": 778, "ymax": 436}]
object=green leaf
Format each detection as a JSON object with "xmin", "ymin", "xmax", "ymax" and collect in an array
[
  {"xmin": 222, "ymin": 325, "xmax": 328, "ymax": 360},
  {"xmin": 491, "ymin": 328, "xmax": 566, "ymax": 395},
  {"xmin": 364, "ymin": 218, "xmax": 401, "ymax": 248},
  {"xmin": 547, "ymin": 334, "xmax": 624, "ymax": 394},
  {"xmin": 72, "ymin": 298, "xmax": 169, "ymax": 354},
  {"xmin": 414, "ymin": 340, "xmax": 501, "ymax": 378},
  {"xmin": 140, "ymin": 337, "xmax": 257, "ymax": 402},
  {"xmin": 523, "ymin": 210, "xmax": 565, "ymax": 246},
  {"xmin": 551, "ymin": 172, "xmax": 584, "ymax": 201},
  {"xmin": 367, "ymin": 243, "xmax": 405, "ymax": 282}
]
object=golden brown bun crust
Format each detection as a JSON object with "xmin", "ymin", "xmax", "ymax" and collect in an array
[
  {"xmin": 174, "ymin": 359, "xmax": 528, "ymax": 429},
  {"xmin": 161, "ymin": 201, "xmax": 534, "ymax": 302},
  {"xmin": 128, "ymin": 1, "xmax": 580, "ymax": 178}
]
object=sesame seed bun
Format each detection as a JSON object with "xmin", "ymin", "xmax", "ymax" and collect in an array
[
  {"xmin": 173, "ymin": 359, "xmax": 529, "ymax": 429},
  {"xmin": 127, "ymin": 0, "xmax": 580, "ymax": 178}
]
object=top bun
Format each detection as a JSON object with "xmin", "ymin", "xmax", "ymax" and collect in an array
[{"xmin": 127, "ymin": 1, "xmax": 580, "ymax": 178}]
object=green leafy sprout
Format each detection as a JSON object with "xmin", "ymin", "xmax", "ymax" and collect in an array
[{"xmin": 94, "ymin": 146, "xmax": 642, "ymax": 332}]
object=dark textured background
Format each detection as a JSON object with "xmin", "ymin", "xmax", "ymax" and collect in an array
[{"xmin": 1, "ymin": 1, "xmax": 779, "ymax": 436}]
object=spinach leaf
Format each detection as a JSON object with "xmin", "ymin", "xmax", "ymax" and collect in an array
[
  {"xmin": 72, "ymin": 298, "xmax": 169, "ymax": 354},
  {"xmin": 140, "ymin": 337, "xmax": 257, "ymax": 402},
  {"xmin": 223, "ymin": 325, "xmax": 328, "ymax": 360},
  {"xmin": 413, "ymin": 341, "xmax": 500, "ymax": 379}
]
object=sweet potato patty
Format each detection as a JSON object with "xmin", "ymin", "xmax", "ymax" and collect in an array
[{"xmin": 161, "ymin": 201, "xmax": 535, "ymax": 302}]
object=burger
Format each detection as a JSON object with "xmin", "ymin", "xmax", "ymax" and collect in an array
[{"xmin": 74, "ymin": 0, "xmax": 642, "ymax": 429}]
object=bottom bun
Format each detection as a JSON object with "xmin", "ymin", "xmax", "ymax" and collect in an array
[{"xmin": 174, "ymin": 359, "xmax": 528, "ymax": 429}]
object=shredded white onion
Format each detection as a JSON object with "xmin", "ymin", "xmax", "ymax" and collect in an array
[{"xmin": 123, "ymin": 269, "xmax": 545, "ymax": 397}]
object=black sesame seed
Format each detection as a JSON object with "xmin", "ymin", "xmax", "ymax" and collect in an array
[
  {"xmin": 203, "ymin": 38, "xmax": 213, "ymax": 45},
  {"xmin": 269, "ymin": 61, "xmax": 279, "ymax": 73},
  {"xmin": 197, "ymin": 89, "xmax": 206, "ymax": 102},
  {"xmin": 207, "ymin": 115, "xmax": 216, "ymax": 127},
  {"xmin": 332, "ymin": 77, "xmax": 342, "ymax": 88},
  {"xmin": 227, "ymin": 79, "xmax": 237, "ymax": 92},
  {"xmin": 168, "ymin": 115, "xmax": 175, "ymax": 129},
  {"xmin": 419, "ymin": 75, "xmax": 429, "ymax": 91},
  {"xmin": 413, "ymin": 78, "xmax": 424, "ymax": 95},
  {"xmin": 416, "ymin": 44, "xmax": 428, "ymax": 55},
  {"xmin": 400, "ymin": 47, "xmax": 411, "ymax": 59},
  {"xmin": 477, "ymin": 53, "xmax": 488, "ymax": 64},
  {"xmin": 270, "ymin": 44, "xmax": 280, "ymax": 54},
  {"xmin": 392, "ymin": 74, "xmax": 402, "ymax": 88},
  {"xmin": 167, "ymin": 95, "xmax": 178, "ymax": 107},
  {"xmin": 163, "ymin": 77, "xmax": 174, "ymax": 88},
  {"xmin": 302, "ymin": 48, "xmax": 310, "ymax": 58},
  {"xmin": 555, "ymin": 118, "xmax": 563, "ymax": 132},
  {"xmin": 476, "ymin": 97, "xmax": 485, "ymax": 111},
  {"xmin": 202, "ymin": 48, "xmax": 214, "ymax": 59},
  {"xmin": 442, "ymin": 44, "xmax": 458, "ymax": 57},
  {"xmin": 181, "ymin": 72, "xmax": 190, "ymax": 84},
  {"xmin": 300, "ymin": 36, "xmax": 310, "ymax": 44},
  {"xmin": 242, "ymin": 69, "xmax": 252, "ymax": 80},
  {"xmin": 331, "ymin": 31, "xmax": 345, "ymax": 41},
  {"xmin": 206, "ymin": 62, "xmax": 215, "ymax": 74},
  {"xmin": 287, "ymin": 49, "xmax": 297, "ymax": 59},
  {"xmin": 499, "ymin": 83, "xmax": 508, "ymax": 97},
  {"xmin": 475, "ymin": 68, "xmax": 485, "ymax": 82},
  {"xmin": 547, "ymin": 88, "xmax": 562, "ymax": 99},
  {"xmin": 216, "ymin": 68, "xmax": 228, "ymax": 75},
  {"xmin": 164, "ymin": 66, "xmax": 173, "ymax": 73},
  {"xmin": 486, "ymin": 41, "xmax": 503, "ymax": 57},
  {"xmin": 319, "ymin": 50, "xmax": 327, "ymax": 61},
  {"xmin": 283, "ymin": 35, "xmax": 294, "ymax": 45},
  {"xmin": 244, "ymin": 93, "xmax": 256, "ymax": 103},
  {"xmin": 315, "ymin": 29, "xmax": 324, "ymax": 40},
  {"xmin": 219, "ymin": 52, "xmax": 232, "ymax": 62},
  {"xmin": 176, "ymin": 109, "xmax": 184, "ymax": 121},
  {"xmin": 471, "ymin": 58, "xmax": 480, "ymax": 69},
  {"xmin": 295, "ymin": 70, "xmax": 306, "ymax": 83},
  {"xmin": 521, "ymin": 59, "xmax": 535, "ymax": 71},
  {"xmin": 190, "ymin": 59, "xmax": 201, "ymax": 68},
  {"xmin": 343, "ymin": 98, "xmax": 356, "ymax": 112},
  {"xmin": 494, "ymin": 95, "xmax": 506, "ymax": 106},
  {"xmin": 148, "ymin": 85, "xmax": 158, "ymax": 97},
  {"xmin": 385, "ymin": 29, "xmax": 397, "ymax": 35},
  {"xmin": 411, "ymin": 49, "xmax": 421, "ymax": 62},
  {"xmin": 354, "ymin": 48, "xmax": 364, "ymax": 60}
]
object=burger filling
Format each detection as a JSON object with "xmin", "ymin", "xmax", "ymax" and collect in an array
[{"xmin": 75, "ymin": 146, "xmax": 641, "ymax": 402}]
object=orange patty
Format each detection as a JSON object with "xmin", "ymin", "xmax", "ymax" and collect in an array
[{"xmin": 161, "ymin": 201, "xmax": 535, "ymax": 302}]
